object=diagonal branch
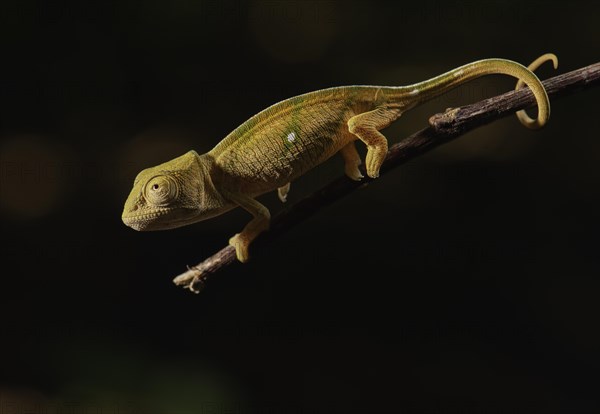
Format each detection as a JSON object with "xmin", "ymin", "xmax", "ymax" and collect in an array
[{"xmin": 173, "ymin": 62, "xmax": 600, "ymax": 293}]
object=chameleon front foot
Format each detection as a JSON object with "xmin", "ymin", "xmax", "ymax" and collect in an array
[
  {"xmin": 229, "ymin": 233, "xmax": 251, "ymax": 263},
  {"xmin": 278, "ymin": 182, "xmax": 291, "ymax": 202}
]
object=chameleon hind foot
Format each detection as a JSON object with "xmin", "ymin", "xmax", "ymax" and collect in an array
[
  {"xmin": 364, "ymin": 142, "xmax": 388, "ymax": 178},
  {"xmin": 345, "ymin": 163, "xmax": 364, "ymax": 181},
  {"xmin": 229, "ymin": 233, "xmax": 250, "ymax": 263},
  {"xmin": 348, "ymin": 108, "xmax": 400, "ymax": 178}
]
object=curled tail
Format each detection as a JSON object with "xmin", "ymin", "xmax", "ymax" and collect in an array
[
  {"xmin": 388, "ymin": 56, "xmax": 554, "ymax": 129},
  {"xmin": 515, "ymin": 53, "xmax": 558, "ymax": 129}
]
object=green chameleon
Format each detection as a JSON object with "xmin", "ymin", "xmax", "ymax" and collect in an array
[{"xmin": 122, "ymin": 54, "xmax": 557, "ymax": 263}]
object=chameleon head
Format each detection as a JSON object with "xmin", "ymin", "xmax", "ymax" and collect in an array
[{"xmin": 122, "ymin": 150, "xmax": 223, "ymax": 231}]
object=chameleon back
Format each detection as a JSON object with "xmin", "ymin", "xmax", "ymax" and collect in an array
[{"xmin": 209, "ymin": 87, "xmax": 370, "ymax": 195}]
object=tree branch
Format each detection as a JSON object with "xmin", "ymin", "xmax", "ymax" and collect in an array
[{"xmin": 173, "ymin": 62, "xmax": 600, "ymax": 293}]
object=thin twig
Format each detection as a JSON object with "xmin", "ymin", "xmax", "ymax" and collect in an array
[{"xmin": 173, "ymin": 62, "xmax": 600, "ymax": 293}]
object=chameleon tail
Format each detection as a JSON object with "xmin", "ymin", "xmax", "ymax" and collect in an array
[
  {"xmin": 389, "ymin": 57, "xmax": 553, "ymax": 129},
  {"xmin": 515, "ymin": 54, "xmax": 558, "ymax": 128}
]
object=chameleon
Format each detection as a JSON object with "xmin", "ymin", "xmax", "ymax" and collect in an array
[{"xmin": 122, "ymin": 55, "xmax": 557, "ymax": 263}]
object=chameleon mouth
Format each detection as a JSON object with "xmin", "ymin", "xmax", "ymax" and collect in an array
[{"xmin": 122, "ymin": 208, "xmax": 172, "ymax": 230}]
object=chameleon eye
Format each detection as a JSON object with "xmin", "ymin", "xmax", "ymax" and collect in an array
[{"xmin": 144, "ymin": 175, "xmax": 178, "ymax": 206}]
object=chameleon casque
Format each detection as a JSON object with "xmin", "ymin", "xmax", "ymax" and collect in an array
[{"xmin": 123, "ymin": 55, "xmax": 557, "ymax": 263}]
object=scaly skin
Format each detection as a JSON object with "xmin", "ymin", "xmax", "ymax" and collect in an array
[{"xmin": 122, "ymin": 55, "xmax": 557, "ymax": 262}]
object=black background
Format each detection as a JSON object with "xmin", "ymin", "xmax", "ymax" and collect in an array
[{"xmin": 1, "ymin": 1, "xmax": 600, "ymax": 413}]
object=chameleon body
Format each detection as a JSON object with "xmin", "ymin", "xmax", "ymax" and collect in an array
[{"xmin": 123, "ymin": 56, "xmax": 556, "ymax": 262}]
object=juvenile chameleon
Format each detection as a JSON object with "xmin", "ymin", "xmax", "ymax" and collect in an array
[{"xmin": 122, "ymin": 55, "xmax": 557, "ymax": 262}]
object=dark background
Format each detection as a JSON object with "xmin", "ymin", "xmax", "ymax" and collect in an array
[{"xmin": 1, "ymin": 1, "xmax": 599, "ymax": 413}]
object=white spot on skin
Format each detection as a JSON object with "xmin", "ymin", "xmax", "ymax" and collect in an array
[
  {"xmin": 287, "ymin": 132, "xmax": 296, "ymax": 142},
  {"xmin": 410, "ymin": 88, "xmax": 419, "ymax": 95},
  {"xmin": 454, "ymin": 69, "xmax": 464, "ymax": 77}
]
